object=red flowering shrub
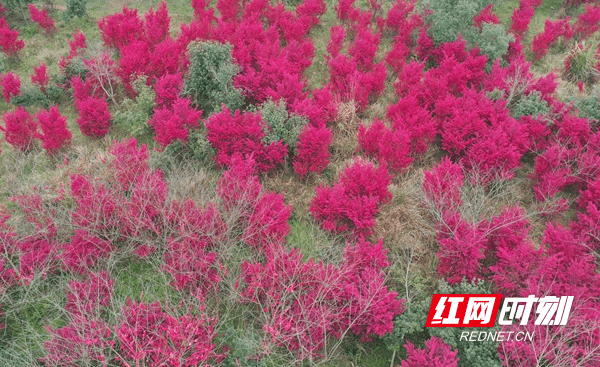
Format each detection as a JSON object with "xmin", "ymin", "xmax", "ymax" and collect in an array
[
  {"xmin": 574, "ymin": 4, "xmax": 600, "ymax": 40},
  {"xmin": 357, "ymin": 119, "xmax": 413, "ymax": 172},
  {"xmin": 532, "ymin": 18, "xmax": 574, "ymax": 59},
  {"xmin": 326, "ymin": 25, "xmax": 345, "ymax": 58},
  {"xmin": 310, "ymin": 159, "xmax": 391, "ymax": 236},
  {"xmin": 422, "ymin": 157, "xmax": 464, "ymax": 214},
  {"xmin": 118, "ymin": 40, "xmax": 150, "ymax": 95},
  {"xmin": 436, "ymin": 211, "xmax": 486, "ymax": 284},
  {"xmin": 216, "ymin": 154, "xmax": 262, "ymax": 213},
  {"xmin": 61, "ymin": 231, "xmax": 113, "ymax": 274},
  {"xmin": 244, "ymin": 191, "xmax": 291, "ymax": 252},
  {"xmin": 115, "ymin": 299, "xmax": 221, "ymax": 366},
  {"xmin": 296, "ymin": 0, "xmax": 326, "ymax": 28},
  {"xmin": 98, "ymin": 6, "xmax": 145, "ymax": 50},
  {"xmin": 108, "ymin": 137, "xmax": 150, "ymax": 191},
  {"xmin": 69, "ymin": 138, "xmax": 171, "ymax": 244},
  {"xmin": 162, "ymin": 203, "xmax": 224, "ymax": 297},
  {"xmin": 36, "ymin": 105, "xmax": 72, "ymax": 152},
  {"xmin": 17, "ymin": 238, "xmax": 57, "ymax": 283},
  {"xmin": 430, "ymin": 38, "xmax": 488, "ymax": 96},
  {"xmin": 574, "ymin": 180, "xmax": 600, "ymax": 253},
  {"xmin": 28, "ymin": 4, "xmax": 56, "ymax": 34},
  {"xmin": 65, "ymin": 271, "xmax": 114, "ymax": 317},
  {"xmin": 335, "ymin": 0, "xmax": 361, "ymax": 24},
  {"xmin": 149, "ymin": 97, "xmax": 201, "ymax": 147},
  {"xmin": 0, "ymin": 20, "xmax": 25, "ymax": 56},
  {"xmin": 71, "ymin": 76, "xmax": 94, "ymax": 101},
  {"xmin": 486, "ymin": 207, "xmax": 541, "ymax": 295},
  {"xmin": 75, "ymin": 97, "xmax": 112, "ymax": 137},
  {"xmin": 82, "ymin": 52, "xmax": 120, "ymax": 101},
  {"xmin": 341, "ymin": 238, "xmax": 404, "ymax": 339},
  {"xmin": 69, "ymin": 30, "xmax": 86, "ymax": 57},
  {"xmin": 43, "ymin": 272, "xmax": 115, "ymax": 367},
  {"xmin": 31, "ymin": 62, "xmax": 50, "ymax": 92},
  {"xmin": 287, "ymin": 87, "xmax": 337, "ymax": 130},
  {"xmin": 154, "ymin": 73, "xmax": 183, "ymax": 108},
  {"xmin": 384, "ymin": 0, "xmax": 421, "ymax": 35},
  {"xmin": 509, "ymin": 0, "xmax": 541, "ymax": 37},
  {"xmin": 163, "ymin": 237, "xmax": 220, "ymax": 296},
  {"xmin": 60, "ymin": 30, "xmax": 87, "ymax": 72},
  {"xmin": 483, "ymin": 55, "xmax": 557, "ymax": 104},
  {"xmin": 144, "ymin": 2, "xmax": 170, "ymax": 48},
  {"xmin": 530, "ymin": 143, "xmax": 580, "ymax": 201},
  {"xmin": 214, "ymin": 154, "xmax": 291, "ymax": 254},
  {"xmin": 70, "ymin": 174, "xmax": 125, "ymax": 238},
  {"xmin": 126, "ymin": 169, "xmax": 169, "ymax": 236},
  {"xmin": 1, "ymin": 107, "xmax": 37, "ymax": 151},
  {"xmin": 387, "ymin": 96, "xmax": 436, "ymax": 155},
  {"xmin": 241, "ymin": 240, "xmax": 403, "ymax": 360},
  {"xmin": 473, "ymin": 4, "xmax": 499, "ymax": 29},
  {"xmin": 1, "ymin": 72, "xmax": 21, "ymax": 103},
  {"xmin": 437, "ymin": 89, "xmax": 529, "ymax": 182},
  {"xmin": 494, "ymin": 220, "xmax": 600, "ymax": 366},
  {"xmin": 206, "ymin": 107, "xmax": 287, "ymax": 172},
  {"xmin": 293, "ymin": 124, "xmax": 332, "ymax": 177},
  {"xmin": 402, "ymin": 337, "xmax": 459, "ymax": 367},
  {"xmin": 325, "ymin": 19, "xmax": 387, "ymax": 112},
  {"xmin": 147, "ymin": 38, "xmax": 181, "ymax": 81},
  {"xmin": 327, "ymin": 52, "xmax": 386, "ymax": 113}
]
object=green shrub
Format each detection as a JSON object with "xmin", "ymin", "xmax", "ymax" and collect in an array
[
  {"xmin": 183, "ymin": 41, "xmax": 243, "ymax": 115},
  {"xmin": 112, "ymin": 76, "xmax": 155, "ymax": 138},
  {"xmin": 187, "ymin": 129, "xmax": 215, "ymax": 164},
  {"xmin": 1, "ymin": 0, "xmax": 33, "ymax": 13},
  {"xmin": 10, "ymin": 76, "xmax": 65, "ymax": 109},
  {"xmin": 64, "ymin": 0, "xmax": 87, "ymax": 19},
  {"xmin": 575, "ymin": 95, "xmax": 600, "ymax": 121},
  {"xmin": 258, "ymin": 99, "xmax": 308, "ymax": 153},
  {"xmin": 385, "ymin": 296, "xmax": 430, "ymax": 353},
  {"xmin": 11, "ymin": 85, "xmax": 51, "ymax": 108},
  {"xmin": 150, "ymin": 133, "xmax": 215, "ymax": 172},
  {"xmin": 62, "ymin": 57, "xmax": 87, "ymax": 81},
  {"xmin": 474, "ymin": 23, "xmax": 513, "ymax": 66},
  {"xmin": 425, "ymin": 0, "xmax": 496, "ymax": 44},
  {"xmin": 424, "ymin": 0, "xmax": 512, "ymax": 63},
  {"xmin": 0, "ymin": 54, "xmax": 6, "ymax": 74},
  {"xmin": 220, "ymin": 326, "xmax": 266, "ymax": 367},
  {"xmin": 511, "ymin": 91, "xmax": 550, "ymax": 119}
]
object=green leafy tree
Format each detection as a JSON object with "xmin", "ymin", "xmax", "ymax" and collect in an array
[
  {"xmin": 511, "ymin": 91, "xmax": 550, "ymax": 119},
  {"xmin": 575, "ymin": 95, "xmax": 600, "ymax": 121},
  {"xmin": 2, "ymin": 0, "xmax": 32, "ymax": 13},
  {"xmin": 425, "ymin": 0, "xmax": 512, "ymax": 63},
  {"xmin": 112, "ymin": 76, "xmax": 155, "ymax": 138},
  {"xmin": 474, "ymin": 23, "xmax": 513, "ymax": 66},
  {"xmin": 64, "ymin": 0, "xmax": 87, "ymax": 19},
  {"xmin": 183, "ymin": 41, "xmax": 243, "ymax": 115},
  {"xmin": 258, "ymin": 99, "xmax": 308, "ymax": 154}
]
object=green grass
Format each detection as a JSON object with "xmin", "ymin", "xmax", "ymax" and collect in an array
[{"xmin": 286, "ymin": 218, "xmax": 346, "ymax": 263}]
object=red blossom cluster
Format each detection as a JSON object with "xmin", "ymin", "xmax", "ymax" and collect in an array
[
  {"xmin": 311, "ymin": 159, "xmax": 392, "ymax": 236},
  {"xmin": 0, "ymin": 17, "xmax": 24, "ymax": 57},
  {"xmin": 28, "ymin": 4, "xmax": 56, "ymax": 34}
]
